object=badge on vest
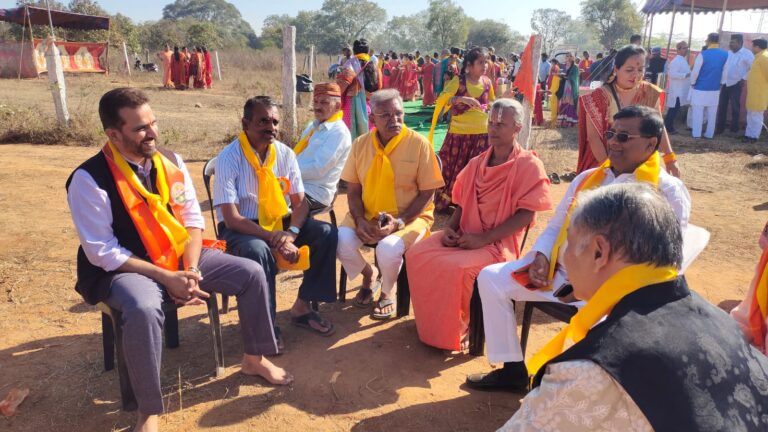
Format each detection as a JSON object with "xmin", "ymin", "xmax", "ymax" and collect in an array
[
  {"xmin": 171, "ymin": 182, "xmax": 187, "ymax": 204},
  {"xmin": 277, "ymin": 177, "xmax": 292, "ymax": 194}
]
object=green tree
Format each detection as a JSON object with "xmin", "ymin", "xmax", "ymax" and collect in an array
[
  {"xmin": 380, "ymin": 12, "xmax": 436, "ymax": 53},
  {"xmin": 162, "ymin": 0, "xmax": 258, "ymax": 48},
  {"xmin": 531, "ymin": 8, "xmax": 572, "ymax": 56},
  {"xmin": 312, "ymin": 0, "xmax": 387, "ymax": 54},
  {"xmin": 110, "ymin": 13, "xmax": 140, "ymax": 52},
  {"xmin": 427, "ymin": 0, "xmax": 468, "ymax": 48},
  {"xmin": 137, "ymin": 19, "xmax": 189, "ymax": 50},
  {"xmin": 581, "ymin": 0, "xmax": 643, "ymax": 49},
  {"xmin": 187, "ymin": 22, "xmax": 221, "ymax": 48},
  {"xmin": 466, "ymin": 19, "xmax": 513, "ymax": 51}
]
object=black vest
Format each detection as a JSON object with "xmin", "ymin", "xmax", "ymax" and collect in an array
[
  {"xmin": 533, "ymin": 278, "xmax": 768, "ymax": 431},
  {"xmin": 65, "ymin": 149, "xmax": 179, "ymax": 305}
]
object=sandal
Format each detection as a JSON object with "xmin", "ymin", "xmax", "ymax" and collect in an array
[
  {"xmin": 291, "ymin": 311, "xmax": 336, "ymax": 336},
  {"xmin": 353, "ymin": 280, "xmax": 380, "ymax": 308},
  {"xmin": 371, "ymin": 297, "xmax": 397, "ymax": 320},
  {"xmin": 561, "ymin": 172, "xmax": 577, "ymax": 182},
  {"xmin": 549, "ymin": 172, "xmax": 561, "ymax": 184}
]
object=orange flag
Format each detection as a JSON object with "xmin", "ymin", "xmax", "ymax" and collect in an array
[{"xmin": 513, "ymin": 35, "xmax": 537, "ymax": 108}]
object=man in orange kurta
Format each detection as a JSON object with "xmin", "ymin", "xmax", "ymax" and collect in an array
[{"xmin": 406, "ymin": 99, "xmax": 553, "ymax": 352}]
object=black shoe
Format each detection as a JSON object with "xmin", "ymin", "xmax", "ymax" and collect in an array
[{"xmin": 465, "ymin": 369, "xmax": 529, "ymax": 392}]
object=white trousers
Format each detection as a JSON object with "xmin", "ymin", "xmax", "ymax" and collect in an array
[
  {"xmin": 477, "ymin": 252, "xmax": 585, "ymax": 364},
  {"xmin": 337, "ymin": 226, "xmax": 425, "ymax": 297},
  {"xmin": 691, "ymin": 103, "xmax": 718, "ymax": 138},
  {"xmin": 746, "ymin": 110, "xmax": 765, "ymax": 138}
]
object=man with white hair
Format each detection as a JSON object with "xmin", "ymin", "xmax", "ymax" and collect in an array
[
  {"xmin": 498, "ymin": 183, "xmax": 768, "ymax": 431},
  {"xmin": 337, "ymin": 89, "xmax": 444, "ymax": 319},
  {"xmin": 294, "ymin": 82, "xmax": 352, "ymax": 211},
  {"xmin": 466, "ymin": 105, "xmax": 691, "ymax": 392}
]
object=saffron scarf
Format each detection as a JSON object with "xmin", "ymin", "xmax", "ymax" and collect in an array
[
  {"xmin": 103, "ymin": 141, "xmax": 189, "ymax": 270},
  {"xmin": 354, "ymin": 53, "xmax": 371, "ymax": 62},
  {"xmin": 546, "ymin": 151, "xmax": 662, "ymax": 284},
  {"xmin": 362, "ymin": 127, "xmax": 408, "ymax": 220},
  {"xmin": 748, "ymin": 248, "xmax": 768, "ymax": 350},
  {"xmin": 293, "ymin": 111, "xmax": 344, "ymax": 155},
  {"xmin": 528, "ymin": 264, "xmax": 679, "ymax": 377},
  {"xmin": 239, "ymin": 131, "xmax": 290, "ymax": 231}
]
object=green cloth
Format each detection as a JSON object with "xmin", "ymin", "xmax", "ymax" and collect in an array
[{"xmin": 402, "ymin": 100, "xmax": 447, "ymax": 153}]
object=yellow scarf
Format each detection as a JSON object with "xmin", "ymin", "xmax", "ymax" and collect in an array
[
  {"xmin": 293, "ymin": 111, "xmax": 343, "ymax": 156},
  {"xmin": 546, "ymin": 151, "xmax": 662, "ymax": 284},
  {"xmin": 362, "ymin": 127, "xmax": 408, "ymax": 220},
  {"xmin": 707, "ymin": 43, "xmax": 720, "ymax": 49},
  {"xmin": 106, "ymin": 141, "xmax": 189, "ymax": 257},
  {"xmin": 528, "ymin": 264, "xmax": 678, "ymax": 377},
  {"xmin": 238, "ymin": 131, "xmax": 290, "ymax": 231},
  {"xmin": 355, "ymin": 53, "xmax": 371, "ymax": 62}
]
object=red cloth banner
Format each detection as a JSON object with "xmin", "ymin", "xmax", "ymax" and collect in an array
[{"xmin": 32, "ymin": 39, "xmax": 107, "ymax": 74}]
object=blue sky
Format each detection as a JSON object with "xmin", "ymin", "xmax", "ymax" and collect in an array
[{"xmin": 1, "ymin": 0, "xmax": 764, "ymax": 39}]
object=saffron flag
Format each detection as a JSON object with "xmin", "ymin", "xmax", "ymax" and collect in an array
[{"xmin": 512, "ymin": 34, "xmax": 542, "ymax": 149}]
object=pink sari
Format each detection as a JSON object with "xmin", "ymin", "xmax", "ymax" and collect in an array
[{"xmin": 406, "ymin": 146, "xmax": 553, "ymax": 351}]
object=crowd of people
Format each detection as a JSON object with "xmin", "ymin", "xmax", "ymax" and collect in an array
[
  {"xmin": 65, "ymin": 34, "xmax": 768, "ymax": 432},
  {"xmin": 155, "ymin": 45, "xmax": 213, "ymax": 90}
]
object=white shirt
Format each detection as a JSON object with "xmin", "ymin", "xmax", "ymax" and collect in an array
[
  {"xmin": 532, "ymin": 165, "xmax": 691, "ymax": 261},
  {"xmin": 723, "ymin": 47, "xmax": 754, "ymax": 86},
  {"xmin": 296, "ymin": 118, "xmax": 352, "ymax": 206},
  {"xmin": 666, "ymin": 55, "xmax": 691, "ymax": 107},
  {"xmin": 213, "ymin": 137, "xmax": 304, "ymax": 222},
  {"xmin": 690, "ymin": 53, "xmax": 729, "ymax": 106},
  {"xmin": 539, "ymin": 61, "xmax": 551, "ymax": 83},
  {"xmin": 67, "ymin": 152, "xmax": 205, "ymax": 272}
]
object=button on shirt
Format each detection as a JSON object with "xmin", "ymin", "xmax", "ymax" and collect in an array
[
  {"xmin": 213, "ymin": 137, "xmax": 304, "ymax": 222},
  {"xmin": 67, "ymin": 153, "xmax": 205, "ymax": 272},
  {"xmin": 723, "ymin": 47, "xmax": 754, "ymax": 87},
  {"xmin": 295, "ymin": 118, "xmax": 352, "ymax": 206}
]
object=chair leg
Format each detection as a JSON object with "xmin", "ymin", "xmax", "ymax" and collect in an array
[
  {"xmin": 102, "ymin": 312, "xmax": 115, "ymax": 371},
  {"xmin": 339, "ymin": 267, "xmax": 347, "ymax": 303},
  {"xmin": 206, "ymin": 294, "xmax": 226, "ymax": 378},
  {"xmin": 468, "ymin": 282, "xmax": 485, "ymax": 356},
  {"xmin": 110, "ymin": 308, "xmax": 137, "ymax": 412},
  {"xmin": 329, "ymin": 209, "xmax": 337, "ymax": 227},
  {"xmin": 520, "ymin": 302, "xmax": 534, "ymax": 357},
  {"xmin": 396, "ymin": 259, "xmax": 410, "ymax": 317},
  {"xmin": 164, "ymin": 307, "xmax": 180, "ymax": 349},
  {"xmin": 221, "ymin": 295, "xmax": 230, "ymax": 314}
]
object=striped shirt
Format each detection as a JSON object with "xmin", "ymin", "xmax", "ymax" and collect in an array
[{"xmin": 213, "ymin": 136, "xmax": 304, "ymax": 222}]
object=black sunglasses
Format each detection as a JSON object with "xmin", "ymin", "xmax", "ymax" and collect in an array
[{"xmin": 604, "ymin": 130, "xmax": 647, "ymax": 143}]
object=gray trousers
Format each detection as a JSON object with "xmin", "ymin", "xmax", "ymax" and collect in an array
[{"xmin": 99, "ymin": 248, "xmax": 276, "ymax": 415}]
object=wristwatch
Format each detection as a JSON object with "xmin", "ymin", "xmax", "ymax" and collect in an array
[
  {"xmin": 187, "ymin": 266, "xmax": 202, "ymax": 277},
  {"xmin": 288, "ymin": 226, "xmax": 301, "ymax": 236}
]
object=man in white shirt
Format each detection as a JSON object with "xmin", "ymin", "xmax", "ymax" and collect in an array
[
  {"xmin": 66, "ymin": 88, "xmax": 292, "ymax": 432},
  {"xmin": 538, "ymin": 53, "xmax": 551, "ymax": 90},
  {"xmin": 295, "ymin": 83, "xmax": 352, "ymax": 211},
  {"xmin": 215, "ymin": 96, "xmax": 339, "ymax": 351},
  {"xmin": 690, "ymin": 33, "xmax": 730, "ymax": 139},
  {"xmin": 664, "ymin": 41, "xmax": 691, "ymax": 135},
  {"xmin": 465, "ymin": 106, "xmax": 691, "ymax": 392},
  {"xmin": 716, "ymin": 34, "xmax": 754, "ymax": 135}
]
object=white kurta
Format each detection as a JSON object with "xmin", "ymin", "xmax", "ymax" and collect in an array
[
  {"xmin": 689, "ymin": 53, "xmax": 728, "ymax": 107},
  {"xmin": 666, "ymin": 55, "xmax": 691, "ymax": 107}
]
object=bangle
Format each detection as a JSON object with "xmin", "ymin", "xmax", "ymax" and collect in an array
[
  {"xmin": 187, "ymin": 266, "xmax": 202, "ymax": 276},
  {"xmin": 663, "ymin": 152, "xmax": 677, "ymax": 164}
]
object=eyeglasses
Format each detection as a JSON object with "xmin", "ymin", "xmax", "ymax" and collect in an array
[
  {"xmin": 604, "ymin": 130, "xmax": 647, "ymax": 143},
  {"xmin": 372, "ymin": 111, "xmax": 404, "ymax": 120}
]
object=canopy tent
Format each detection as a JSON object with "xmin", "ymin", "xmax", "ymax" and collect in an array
[
  {"xmin": 0, "ymin": 5, "xmax": 110, "ymax": 78},
  {"xmin": 643, "ymin": 0, "xmax": 768, "ymax": 14}
]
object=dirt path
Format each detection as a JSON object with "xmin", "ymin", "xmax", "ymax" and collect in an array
[{"xmin": 0, "ymin": 143, "xmax": 765, "ymax": 431}]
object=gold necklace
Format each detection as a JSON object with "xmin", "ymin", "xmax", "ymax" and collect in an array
[{"xmin": 614, "ymin": 82, "xmax": 638, "ymax": 93}]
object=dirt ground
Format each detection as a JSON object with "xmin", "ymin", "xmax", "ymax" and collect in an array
[{"xmin": 1, "ymin": 72, "xmax": 768, "ymax": 431}]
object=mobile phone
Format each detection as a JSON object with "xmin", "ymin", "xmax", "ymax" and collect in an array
[
  {"xmin": 553, "ymin": 283, "xmax": 573, "ymax": 298},
  {"xmin": 378, "ymin": 213, "xmax": 389, "ymax": 228}
]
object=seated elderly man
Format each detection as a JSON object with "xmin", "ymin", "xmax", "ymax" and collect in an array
[
  {"xmin": 337, "ymin": 88, "xmax": 444, "ymax": 319},
  {"xmin": 67, "ymin": 88, "xmax": 291, "ymax": 432},
  {"xmin": 214, "ymin": 96, "xmax": 338, "ymax": 349},
  {"xmin": 294, "ymin": 82, "xmax": 352, "ymax": 211},
  {"xmin": 467, "ymin": 105, "xmax": 691, "ymax": 391},
  {"xmin": 405, "ymin": 99, "xmax": 553, "ymax": 353},
  {"xmin": 498, "ymin": 183, "xmax": 768, "ymax": 431}
]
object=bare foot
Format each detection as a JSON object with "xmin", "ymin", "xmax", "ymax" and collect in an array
[
  {"xmin": 241, "ymin": 354, "xmax": 294, "ymax": 385},
  {"xmin": 134, "ymin": 412, "xmax": 158, "ymax": 432}
]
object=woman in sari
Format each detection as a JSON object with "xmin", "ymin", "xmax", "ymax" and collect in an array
[
  {"xmin": 191, "ymin": 47, "xmax": 206, "ymax": 89},
  {"xmin": 407, "ymin": 99, "xmax": 553, "ymax": 352},
  {"xmin": 387, "ymin": 53, "xmax": 401, "ymax": 90},
  {"xmin": 203, "ymin": 47, "xmax": 213, "ymax": 89},
  {"xmin": 338, "ymin": 39, "xmax": 372, "ymax": 140},
  {"xmin": 156, "ymin": 45, "xmax": 173, "ymax": 88},
  {"xmin": 170, "ymin": 46, "xmax": 186, "ymax": 90},
  {"xmin": 430, "ymin": 47, "xmax": 496, "ymax": 212},
  {"xmin": 577, "ymin": 44, "xmax": 680, "ymax": 176},
  {"xmin": 556, "ymin": 52, "xmax": 579, "ymax": 127},
  {"xmin": 421, "ymin": 56, "xmax": 436, "ymax": 106},
  {"xmin": 547, "ymin": 59, "xmax": 561, "ymax": 125},
  {"xmin": 399, "ymin": 54, "xmax": 419, "ymax": 101},
  {"xmin": 381, "ymin": 54, "xmax": 391, "ymax": 88}
]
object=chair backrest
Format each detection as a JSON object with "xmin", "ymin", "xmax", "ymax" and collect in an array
[
  {"xmin": 202, "ymin": 156, "xmax": 219, "ymax": 238},
  {"xmin": 680, "ymin": 224, "xmax": 710, "ymax": 274}
]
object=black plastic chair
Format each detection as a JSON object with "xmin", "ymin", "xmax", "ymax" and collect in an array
[
  {"xmin": 98, "ymin": 295, "xmax": 224, "ymax": 411},
  {"xmin": 519, "ymin": 301, "xmax": 578, "ymax": 357},
  {"xmin": 203, "ymin": 157, "xmax": 341, "ymax": 313}
]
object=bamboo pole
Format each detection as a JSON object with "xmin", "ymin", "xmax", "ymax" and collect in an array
[
  {"xmin": 282, "ymin": 25, "xmax": 297, "ymax": 141},
  {"xmin": 642, "ymin": 14, "xmax": 650, "ymax": 47},
  {"xmin": 18, "ymin": 6, "xmax": 27, "ymax": 80},
  {"xmin": 719, "ymin": 0, "xmax": 729, "ymax": 33},
  {"xmin": 122, "ymin": 41, "xmax": 131, "ymax": 76},
  {"xmin": 648, "ymin": 14, "xmax": 655, "ymax": 51},
  {"xmin": 666, "ymin": 5, "xmax": 677, "ymax": 61},
  {"xmin": 215, "ymin": 50, "xmax": 222, "ymax": 80},
  {"xmin": 309, "ymin": 44, "xmax": 314, "ymax": 81},
  {"xmin": 44, "ymin": 0, "xmax": 69, "ymax": 125}
]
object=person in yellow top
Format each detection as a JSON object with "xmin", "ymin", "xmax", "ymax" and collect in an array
[
  {"xmin": 430, "ymin": 46, "xmax": 496, "ymax": 212},
  {"xmin": 338, "ymin": 89, "xmax": 445, "ymax": 319},
  {"xmin": 745, "ymin": 38, "xmax": 768, "ymax": 142}
]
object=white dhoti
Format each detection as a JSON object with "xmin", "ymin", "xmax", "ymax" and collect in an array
[
  {"xmin": 745, "ymin": 111, "xmax": 765, "ymax": 139},
  {"xmin": 336, "ymin": 226, "xmax": 426, "ymax": 296},
  {"xmin": 477, "ymin": 251, "xmax": 585, "ymax": 364},
  {"xmin": 690, "ymin": 89, "xmax": 720, "ymax": 138}
]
